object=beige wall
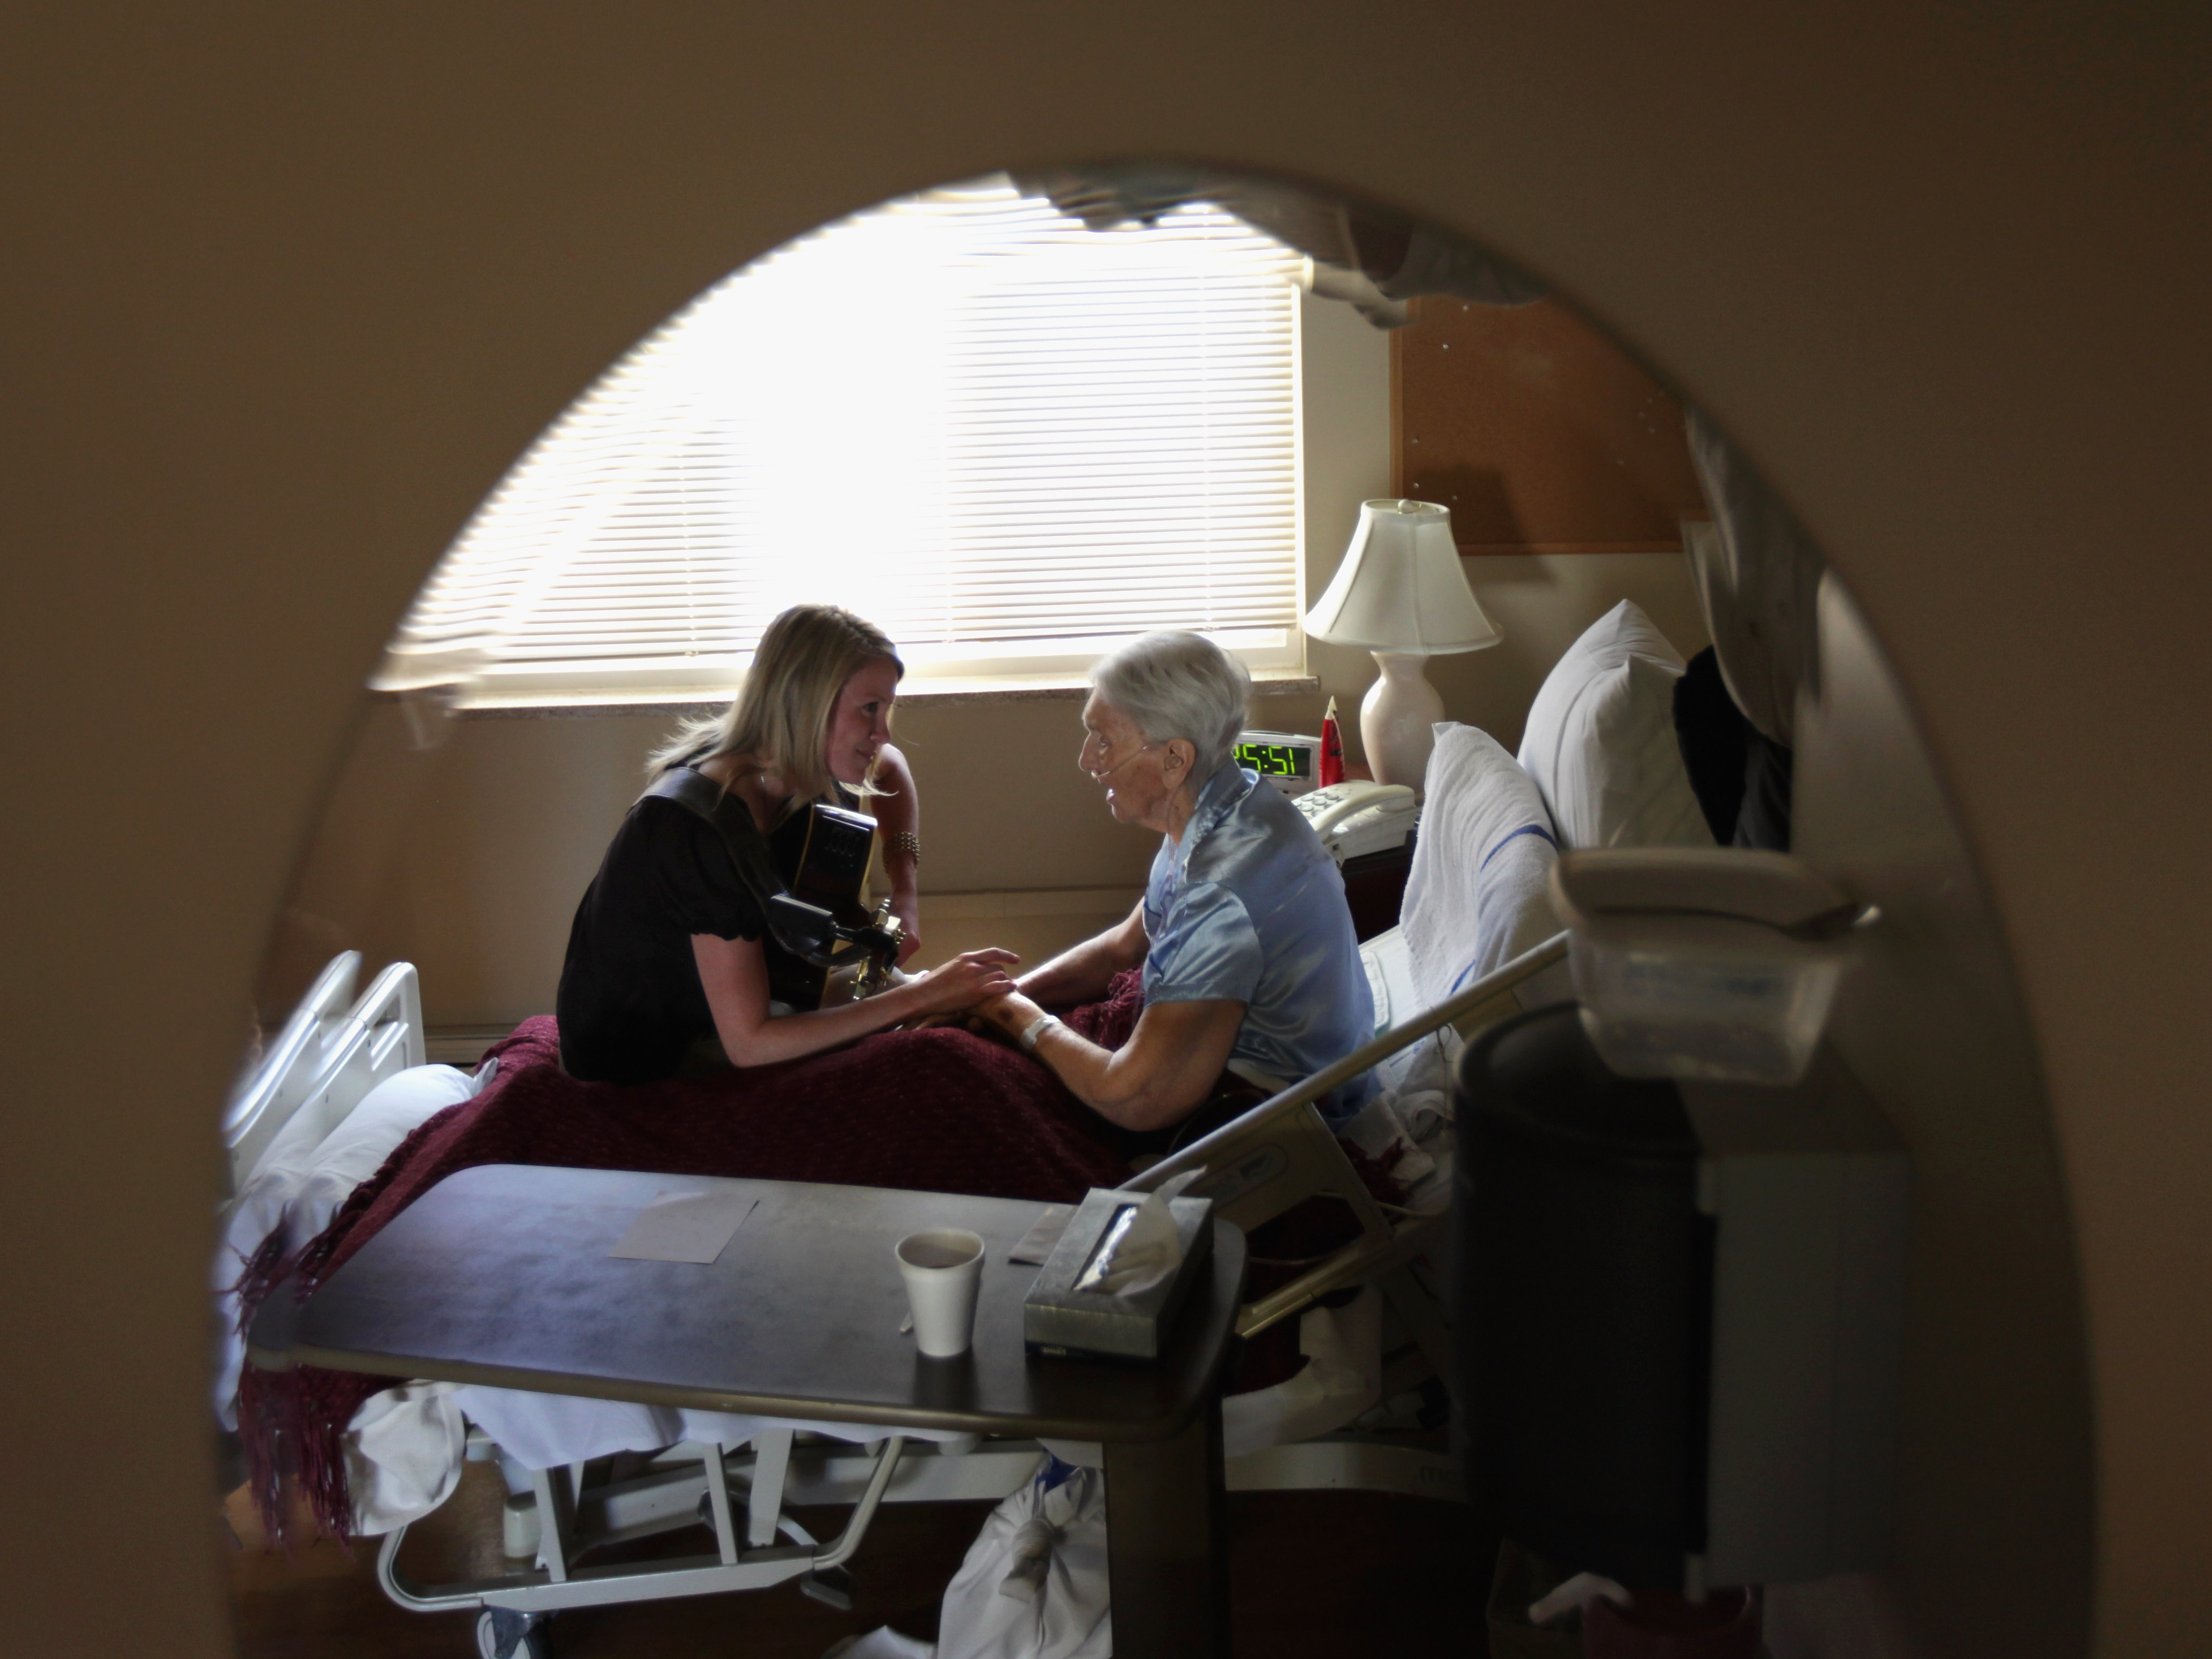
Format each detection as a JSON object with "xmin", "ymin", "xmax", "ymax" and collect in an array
[
  {"xmin": 5, "ymin": 9, "xmax": 2205, "ymax": 1657},
  {"xmin": 276, "ymin": 291, "xmax": 1705, "ymax": 1028},
  {"xmin": 1296, "ymin": 291, "xmax": 1712, "ymax": 758}
]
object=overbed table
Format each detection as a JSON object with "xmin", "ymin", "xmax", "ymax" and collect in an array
[{"xmin": 250, "ymin": 1164, "xmax": 1244, "ymax": 1657}]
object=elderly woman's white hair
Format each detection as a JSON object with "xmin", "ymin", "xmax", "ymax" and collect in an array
[{"xmin": 1089, "ymin": 632, "xmax": 1252, "ymax": 781}]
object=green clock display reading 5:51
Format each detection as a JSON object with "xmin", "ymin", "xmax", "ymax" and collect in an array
[{"xmin": 1234, "ymin": 741, "xmax": 1310, "ymax": 779}]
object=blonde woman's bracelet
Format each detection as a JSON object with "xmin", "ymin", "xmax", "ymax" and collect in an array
[{"xmin": 886, "ymin": 830, "xmax": 921, "ymax": 863}]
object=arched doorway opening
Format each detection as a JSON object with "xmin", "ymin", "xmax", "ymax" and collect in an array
[{"xmin": 217, "ymin": 163, "xmax": 2090, "ymax": 1659}]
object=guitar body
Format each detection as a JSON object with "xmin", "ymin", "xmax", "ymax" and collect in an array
[{"xmin": 764, "ymin": 802, "xmax": 880, "ymax": 1011}]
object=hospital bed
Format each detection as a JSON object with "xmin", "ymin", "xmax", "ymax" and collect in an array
[
  {"xmin": 218, "ymin": 595, "xmax": 1711, "ymax": 1651},
  {"xmin": 221, "ymin": 931, "xmax": 1566, "ymax": 1657}
]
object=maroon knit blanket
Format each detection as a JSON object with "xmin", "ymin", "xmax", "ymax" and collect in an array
[{"xmin": 239, "ymin": 976, "xmax": 1165, "ymax": 1543}]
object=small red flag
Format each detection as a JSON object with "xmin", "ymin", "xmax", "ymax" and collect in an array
[{"xmin": 1319, "ymin": 696, "xmax": 1345, "ymax": 787}]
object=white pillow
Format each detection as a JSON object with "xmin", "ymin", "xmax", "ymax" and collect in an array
[
  {"xmin": 218, "ymin": 1063, "xmax": 480, "ymax": 1272},
  {"xmin": 1402, "ymin": 723, "xmax": 1563, "ymax": 1011},
  {"xmin": 1517, "ymin": 600, "xmax": 1713, "ymax": 850},
  {"xmin": 286, "ymin": 1061, "xmax": 486, "ymax": 1241}
]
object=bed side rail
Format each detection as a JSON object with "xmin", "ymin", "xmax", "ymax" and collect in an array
[
  {"xmin": 1127, "ymin": 931, "xmax": 1570, "ymax": 1345},
  {"xmin": 353, "ymin": 958, "xmax": 428, "ymax": 1074},
  {"xmin": 221, "ymin": 950, "xmax": 364, "ymax": 1196},
  {"xmin": 1130, "ymin": 930, "xmax": 1570, "ymax": 1225},
  {"xmin": 284, "ymin": 961, "xmax": 428, "ymax": 1153},
  {"xmin": 222, "ymin": 957, "xmax": 427, "ymax": 1198}
]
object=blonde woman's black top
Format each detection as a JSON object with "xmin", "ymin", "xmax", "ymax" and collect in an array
[{"xmin": 554, "ymin": 776, "xmax": 790, "ymax": 1084}]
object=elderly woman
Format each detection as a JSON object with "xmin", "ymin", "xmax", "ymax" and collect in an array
[{"xmin": 969, "ymin": 632, "xmax": 1373, "ymax": 1138}]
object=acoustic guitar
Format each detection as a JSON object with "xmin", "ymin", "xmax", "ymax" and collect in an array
[{"xmin": 762, "ymin": 800, "xmax": 905, "ymax": 1011}]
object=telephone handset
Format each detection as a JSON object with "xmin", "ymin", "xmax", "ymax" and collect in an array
[{"xmin": 1294, "ymin": 780, "xmax": 1420, "ymax": 862}]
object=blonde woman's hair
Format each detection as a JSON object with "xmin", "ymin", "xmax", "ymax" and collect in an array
[{"xmin": 650, "ymin": 605, "xmax": 903, "ymax": 802}]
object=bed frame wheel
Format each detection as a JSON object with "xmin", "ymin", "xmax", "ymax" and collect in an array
[{"xmin": 475, "ymin": 1607, "xmax": 552, "ymax": 1659}]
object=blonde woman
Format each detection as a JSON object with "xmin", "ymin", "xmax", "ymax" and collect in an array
[{"xmin": 557, "ymin": 605, "xmax": 1017, "ymax": 1083}]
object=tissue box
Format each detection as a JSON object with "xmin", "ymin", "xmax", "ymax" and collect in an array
[{"xmin": 1022, "ymin": 1187, "xmax": 1215, "ymax": 1362}]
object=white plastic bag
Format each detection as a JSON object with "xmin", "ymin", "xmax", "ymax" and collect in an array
[
  {"xmin": 936, "ymin": 1463, "xmax": 1111, "ymax": 1659},
  {"xmin": 345, "ymin": 1381, "xmax": 466, "ymax": 1534}
]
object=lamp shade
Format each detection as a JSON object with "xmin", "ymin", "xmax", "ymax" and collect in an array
[{"xmin": 1303, "ymin": 499, "xmax": 1502, "ymax": 653}]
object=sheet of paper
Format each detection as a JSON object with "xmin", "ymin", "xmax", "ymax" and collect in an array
[
  {"xmin": 608, "ymin": 1189, "xmax": 757, "ymax": 1265},
  {"xmin": 1010, "ymin": 1203, "xmax": 1075, "ymax": 1266}
]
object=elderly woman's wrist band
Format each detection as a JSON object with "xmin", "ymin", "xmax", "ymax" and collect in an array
[{"xmin": 1018, "ymin": 1013, "xmax": 1063, "ymax": 1054}]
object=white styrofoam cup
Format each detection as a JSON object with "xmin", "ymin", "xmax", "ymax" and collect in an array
[{"xmin": 896, "ymin": 1228, "xmax": 985, "ymax": 1358}]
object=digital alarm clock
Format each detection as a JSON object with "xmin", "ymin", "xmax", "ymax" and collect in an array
[{"xmin": 1234, "ymin": 730, "xmax": 1323, "ymax": 797}]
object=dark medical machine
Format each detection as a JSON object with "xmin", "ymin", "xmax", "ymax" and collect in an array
[{"xmin": 1453, "ymin": 1002, "xmax": 1908, "ymax": 1592}]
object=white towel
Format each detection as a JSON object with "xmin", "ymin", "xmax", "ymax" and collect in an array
[
  {"xmin": 1220, "ymin": 1286, "xmax": 1385, "ymax": 1460},
  {"xmin": 1402, "ymin": 723, "xmax": 1562, "ymax": 1011}
]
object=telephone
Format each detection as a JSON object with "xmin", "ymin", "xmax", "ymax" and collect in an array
[{"xmin": 1294, "ymin": 780, "xmax": 1420, "ymax": 863}]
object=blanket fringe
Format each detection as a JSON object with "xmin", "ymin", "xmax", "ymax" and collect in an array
[{"xmin": 230, "ymin": 1209, "xmax": 410, "ymax": 1549}]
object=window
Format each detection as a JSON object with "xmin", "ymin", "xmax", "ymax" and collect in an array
[{"xmin": 373, "ymin": 179, "xmax": 1308, "ymax": 709}]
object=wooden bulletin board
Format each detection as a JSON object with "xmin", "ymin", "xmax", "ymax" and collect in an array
[{"xmin": 1390, "ymin": 295, "xmax": 1708, "ymax": 554}]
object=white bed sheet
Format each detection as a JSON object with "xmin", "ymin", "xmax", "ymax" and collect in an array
[{"xmin": 449, "ymin": 1387, "xmax": 978, "ymax": 1470}]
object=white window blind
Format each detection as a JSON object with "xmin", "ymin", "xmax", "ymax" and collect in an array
[{"xmin": 373, "ymin": 179, "xmax": 1307, "ymax": 708}]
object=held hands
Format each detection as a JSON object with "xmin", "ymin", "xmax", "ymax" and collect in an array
[
  {"xmin": 963, "ymin": 991, "xmax": 1042, "ymax": 1047},
  {"xmin": 905, "ymin": 948, "xmax": 1020, "ymax": 1021}
]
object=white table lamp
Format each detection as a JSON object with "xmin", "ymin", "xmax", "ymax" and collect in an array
[{"xmin": 1303, "ymin": 498, "xmax": 1502, "ymax": 790}]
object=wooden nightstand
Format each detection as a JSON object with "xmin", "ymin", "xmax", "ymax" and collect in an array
[{"xmin": 1339, "ymin": 831, "xmax": 1416, "ymax": 942}]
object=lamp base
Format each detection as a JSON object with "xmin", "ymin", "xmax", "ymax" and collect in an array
[{"xmin": 1360, "ymin": 652, "xmax": 1445, "ymax": 791}]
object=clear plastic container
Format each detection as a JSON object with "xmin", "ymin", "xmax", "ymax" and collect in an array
[
  {"xmin": 1568, "ymin": 913, "xmax": 1846, "ymax": 1084},
  {"xmin": 1552, "ymin": 849, "xmax": 1860, "ymax": 1086}
]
